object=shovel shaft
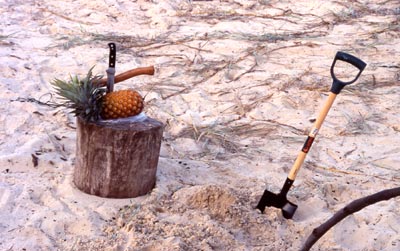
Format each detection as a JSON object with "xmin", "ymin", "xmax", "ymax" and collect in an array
[
  {"xmin": 312, "ymin": 92, "xmax": 337, "ymax": 131},
  {"xmin": 288, "ymin": 92, "xmax": 337, "ymax": 180}
]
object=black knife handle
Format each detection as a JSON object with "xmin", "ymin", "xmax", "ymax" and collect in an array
[{"xmin": 108, "ymin": 43, "xmax": 116, "ymax": 68}]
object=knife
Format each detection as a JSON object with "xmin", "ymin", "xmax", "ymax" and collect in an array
[{"xmin": 106, "ymin": 42, "xmax": 116, "ymax": 93}]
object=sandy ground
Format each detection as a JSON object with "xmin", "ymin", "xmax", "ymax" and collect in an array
[{"xmin": 0, "ymin": 0, "xmax": 399, "ymax": 250}]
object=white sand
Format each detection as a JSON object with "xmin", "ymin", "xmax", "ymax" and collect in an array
[{"xmin": 1, "ymin": 0, "xmax": 399, "ymax": 250}]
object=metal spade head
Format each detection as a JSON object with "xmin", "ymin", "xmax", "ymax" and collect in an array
[
  {"xmin": 256, "ymin": 189, "xmax": 298, "ymax": 219},
  {"xmin": 282, "ymin": 200, "xmax": 298, "ymax": 219},
  {"xmin": 256, "ymin": 178, "xmax": 298, "ymax": 219}
]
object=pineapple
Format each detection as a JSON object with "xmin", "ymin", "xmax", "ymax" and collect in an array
[
  {"xmin": 101, "ymin": 89, "xmax": 143, "ymax": 120},
  {"xmin": 51, "ymin": 67, "xmax": 144, "ymax": 121}
]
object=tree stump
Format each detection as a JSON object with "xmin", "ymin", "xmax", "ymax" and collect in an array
[{"xmin": 74, "ymin": 114, "xmax": 164, "ymax": 198}]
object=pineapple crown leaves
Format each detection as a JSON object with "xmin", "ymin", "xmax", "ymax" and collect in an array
[{"xmin": 51, "ymin": 66, "xmax": 106, "ymax": 122}]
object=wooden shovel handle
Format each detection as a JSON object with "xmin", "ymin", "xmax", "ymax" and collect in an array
[
  {"xmin": 288, "ymin": 92, "xmax": 337, "ymax": 180},
  {"xmin": 97, "ymin": 66, "xmax": 155, "ymax": 87}
]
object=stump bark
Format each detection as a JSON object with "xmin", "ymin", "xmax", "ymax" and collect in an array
[{"xmin": 74, "ymin": 115, "xmax": 164, "ymax": 198}]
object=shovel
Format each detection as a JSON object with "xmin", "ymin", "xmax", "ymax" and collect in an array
[{"xmin": 256, "ymin": 51, "xmax": 367, "ymax": 219}]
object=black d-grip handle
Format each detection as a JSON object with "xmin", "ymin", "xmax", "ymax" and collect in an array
[{"xmin": 330, "ymin": 51, "xmax": 367, "ymax": 94}]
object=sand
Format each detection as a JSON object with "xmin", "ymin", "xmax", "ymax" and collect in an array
[{"xmin": 0, "ymin": 0, "xmax": 399, "ymax": 250}]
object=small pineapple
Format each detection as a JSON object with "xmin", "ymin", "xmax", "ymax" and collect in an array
[
  {"xmin": 51, "ymin": 67, "xmax": 144, "ymax": 121},
  {"xmin": 101, "ymin": 89, "xmax": 144, "ymax": 120}
]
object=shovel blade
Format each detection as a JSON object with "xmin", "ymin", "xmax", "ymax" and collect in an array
[
  {"xmin": 256, "ymin": 189, "xmax": 287, "ymax": 212},
  {"xmin": 282, "ymin": 201, "xmax": 298, "ymax": 219},
  {"xmin": 257, "ymin": 189, "xmax": 298, "ymax": 219}
]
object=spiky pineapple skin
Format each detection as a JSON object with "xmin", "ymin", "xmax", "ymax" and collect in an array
[{"xmin": 101, "ymin": 89, "xmax": 144, "ymax": 120}]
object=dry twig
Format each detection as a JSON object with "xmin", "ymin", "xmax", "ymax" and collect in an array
[{"xmin": 300, "ymin": 187, "xmax": 400, "ymax": 251}]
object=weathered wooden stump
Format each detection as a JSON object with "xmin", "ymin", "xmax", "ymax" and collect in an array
[{"xmin": 74, "ymin": 114, "xmax": 164, "ymax": 198}]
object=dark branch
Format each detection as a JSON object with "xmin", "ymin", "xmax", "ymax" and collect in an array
[{"xmin": 300, "ymin": 187, "xmax": 400, "ymax": 251}]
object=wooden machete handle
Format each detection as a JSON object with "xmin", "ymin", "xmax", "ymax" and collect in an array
[{"xmin": 97, "ymin": 66, "xmax": 155, "ymax": 87}]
